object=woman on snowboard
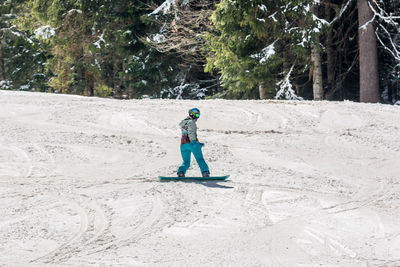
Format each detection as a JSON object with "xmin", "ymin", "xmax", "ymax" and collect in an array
[{"xmin": 177, "ymin": 108, "xmax": 210, "ymax": 177}]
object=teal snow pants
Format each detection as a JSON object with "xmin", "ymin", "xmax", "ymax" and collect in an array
[{"xmin": 177, "ymin": 143, "xmax": 209, "ymax": 175}]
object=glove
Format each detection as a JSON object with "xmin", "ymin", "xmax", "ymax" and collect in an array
[{"xmin": 199, "ymin": 142, "xmax": 205, "ymax": 147}]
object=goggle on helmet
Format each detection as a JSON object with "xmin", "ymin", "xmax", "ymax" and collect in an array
[{"xmin": 189, "ymin": 108, "xmax": 200, "ymax": 119}]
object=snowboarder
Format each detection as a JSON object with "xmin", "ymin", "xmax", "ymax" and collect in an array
[{"xmin": 177, "ymin": 108, "xmax": 210, "ymax": 178}]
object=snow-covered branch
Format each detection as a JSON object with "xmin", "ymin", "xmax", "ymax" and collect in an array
[
  {"xmin": 250, "ymin": 41, "xmax": 277, "ymax": 64},
  {"xmin": 368, "ymin": 1, "xmax": 400, "ymax": 64},
  {"xmin": 149, "ymin": 0, "xmax": 176, "ymax": 16},
  {"xmin": 376, "ymin": 25, "xmax": 400, "ymax": 64},
  {"xmin": 35, "ymin": 26, "xmax": 55, "ymax": 39},
  {"xmin": 330, "ymin": 0, "xmax": 355, "ymax": 25},
  {"xmin": 275, "ymin": 66, "xmax": 303, "ymax": 100}
]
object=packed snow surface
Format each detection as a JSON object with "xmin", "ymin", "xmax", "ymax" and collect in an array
[{"xmin": 1, "ymin": 90, "xmax": 400, "ymax": 266}]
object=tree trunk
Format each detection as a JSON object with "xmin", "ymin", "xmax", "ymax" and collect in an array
[
  {"xmin": 259, "ymin": 82, "xmax": 266, "ymax": 99},
  {"xmin": 325, "ymin": 4, "xmax": 335, "ymax": 98},
  {"xmin": 311, "ymin": 43, "xmax": 324, "ymax": 100},
  {"xmin": 85, "ymin": 71, "xmax": 94, "ymax": 96},
  {"xmin": 0, "ymin": 32, "xmax": 5, "ymax": 81},
  {"xmin": 310, "ymin": 4, "xmax": 324, "ymax": 101},
  {"xmin": 113, "ymin": 61, "xmax": 123, "ymax": 98},
  {"xmin": 357, "ymin": 0, "xmax": 380, "ymax": 103}
]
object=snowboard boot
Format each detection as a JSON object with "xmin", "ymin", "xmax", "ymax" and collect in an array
[
  {"xmin": 177, "ymin": 172, "xmax": 185, "ymax": 177},
  {"xmin": 202, "ymin": 171, "xmax": 210, "ymax": 178}
]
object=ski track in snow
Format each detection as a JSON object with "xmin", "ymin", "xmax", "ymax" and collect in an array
[{"xmin": 1, "ymin": 91, "xmax": 400, "ymax": 266}]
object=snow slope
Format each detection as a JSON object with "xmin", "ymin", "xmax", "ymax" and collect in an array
[{"xmin": 1, "ymin": 90, "xmax": 400, "ymax": 266}]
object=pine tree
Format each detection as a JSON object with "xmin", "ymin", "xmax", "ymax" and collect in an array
[
  {"xmin": 23, "ymin": 0, "xmax": 189, "ymax": 98},
  {"xmin": 0, "ymin": 0, "xmax": 51, "ymax": 91},
  {"xmin": 101, "ymin": 0, "xmax": 173, "ymax": 99},
  {"xmin": 4, "ymin": 0, "xmax": 399, "ymax": 102},
  {"xmin": 205, "ymin": 0, "xmax": 328, "ymax": 100}
]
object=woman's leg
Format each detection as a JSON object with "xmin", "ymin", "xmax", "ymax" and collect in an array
[
  {"xmin": 177, "ymin": 144, "xmax": 191, "ymax": 175},
  {"xmin": 191, "ymin": 143, "xmax": 209, "ymax": 174}
]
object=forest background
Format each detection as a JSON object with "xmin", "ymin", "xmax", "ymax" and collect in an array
[{"xmin": 0, "ymin": 0, "xmax": 399, "ymax": 103}]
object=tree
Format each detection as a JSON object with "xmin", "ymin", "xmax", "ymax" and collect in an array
[
  {"xmin": 311, "ymin": 3, "xmax": 323, "ymax": 100},
  {"xmin": 144, "ymin": 0, "xmax": 220, "ymax": 99},
  {"xmin": 311, "ymin": 43, "xmax": 323, "ymax": 100},
  {"xmin": 319, "ymin": 0, "xmax": 358, "ymax": 100},
  {"xmin": 22, "ymin": 0, "xmax": 157, "ymax": 97},
  {"xmin": 205, "ymin": 0, "xmax": 328, "ymax": 100},
  {"xmin": 0, "ymin": 0, "xmax": 51, "ymax": 91},
  {"xmin": 0, "ymin": 32, "xmax": 4, "ymax": 81},
  {"xmin": 3, "ymin": 0, "xmax": 400, "ymax": 102},
  {"xmin": 0, "ymin": 1, "xmax": 11, "ymax": 81},
  {"xmin": 0, "ymin": 1, "xmax": 19, "ymax": 83},
  {"xmin": 357, "ymin": 0, "xmax": 380, "ymax": 102},
  {"xmin": 370, "ymin": 0, "xmax": 400, "ymax": 104}
]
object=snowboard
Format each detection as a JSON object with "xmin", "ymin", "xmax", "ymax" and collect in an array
[{"xmin": 158, "ymin": 175, "xmax": 230, "ymax": 181}]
